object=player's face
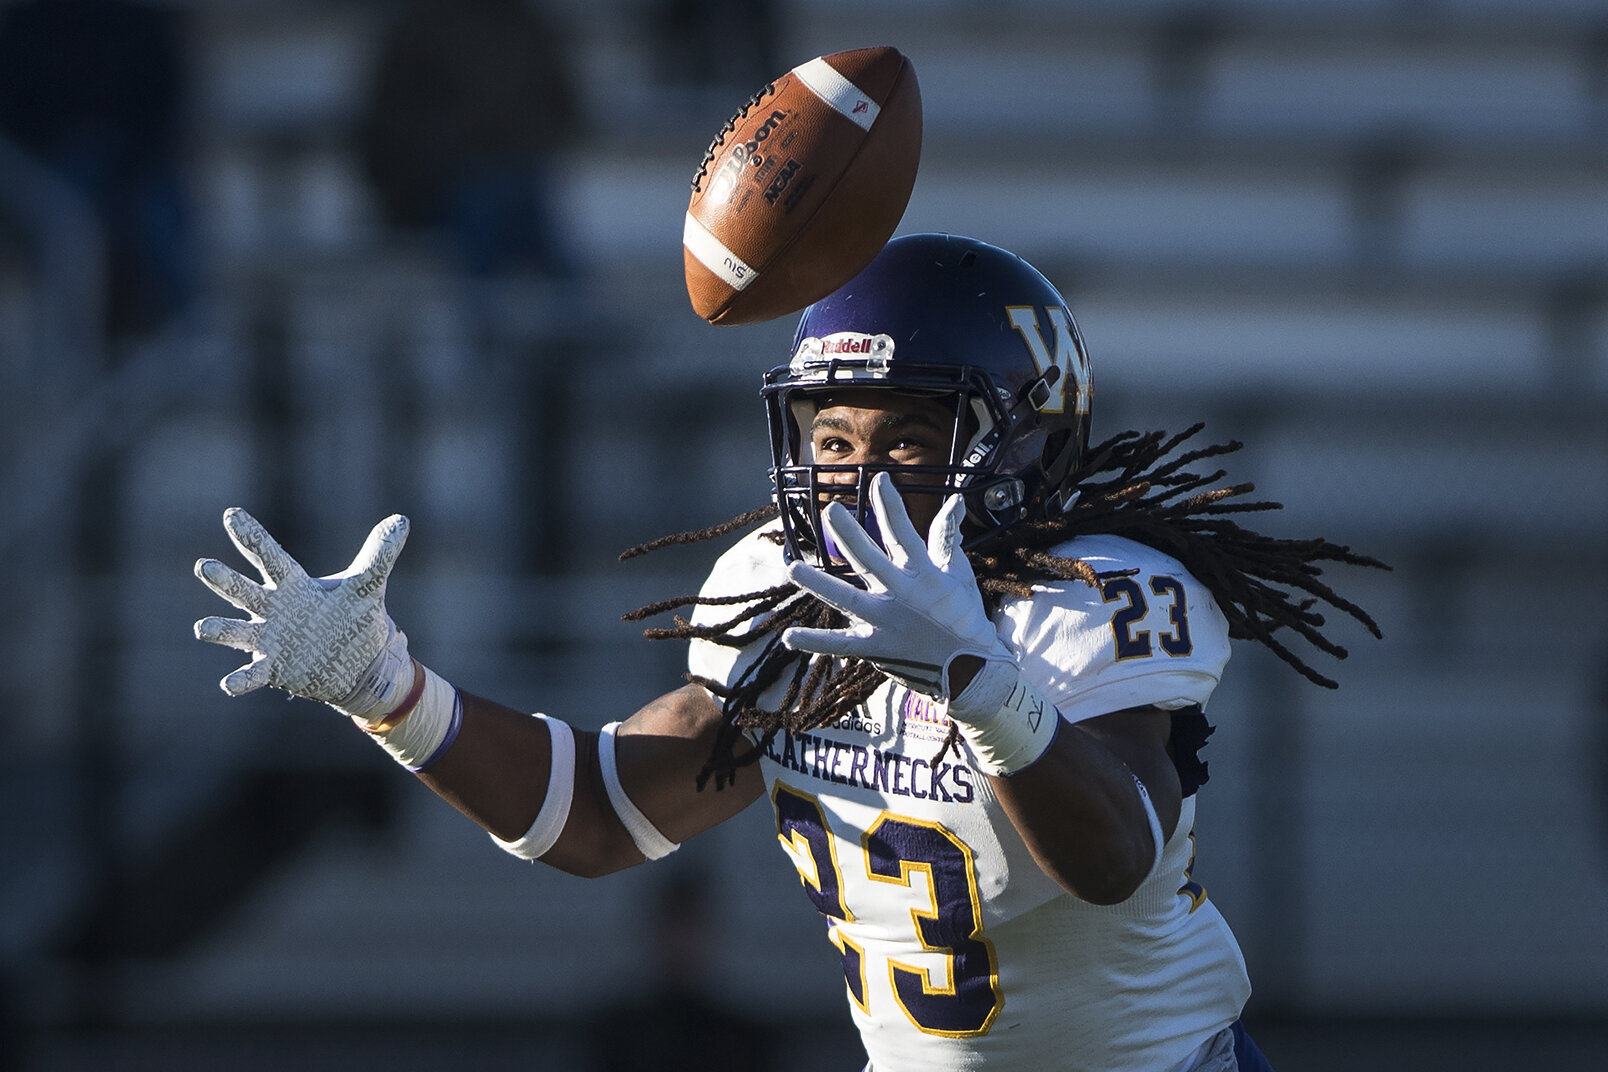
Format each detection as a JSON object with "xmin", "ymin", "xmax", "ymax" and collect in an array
[{"xmin": 807, "ymin": 389, "xmax": 956, "ymax": 539}]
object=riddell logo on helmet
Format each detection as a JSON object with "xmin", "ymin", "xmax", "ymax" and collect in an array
[
  {"xmin": 790, "ymin": 333, "xmax": 894, "ymax": 372},
  {"xmin": 818, "ymin": 333, "xmax": 882, "ymax": 354}
]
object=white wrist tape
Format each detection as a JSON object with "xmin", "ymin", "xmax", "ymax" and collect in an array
[
  {"xmin": 335, "ymin": 622, "xmax": 415, "ymax": 721},
  {"xmin": 492, "ymin": 714, "xmax": 575, "ymax": 860},
  {"xmin": 358, "ymin": 666, "xmax": 461, "ymax": 772},
  {"xmin": 599, "ymin": 721, "xmax": 680, "ymax": 860},
  {"xmin": 946, "ymin": 660, "xmax": 1060, "ymax": 775}
]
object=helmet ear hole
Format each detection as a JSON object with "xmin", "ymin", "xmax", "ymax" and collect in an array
[{"xmin": 1040, "ymin": 428, "xmax": 1072, "ymax": 476}]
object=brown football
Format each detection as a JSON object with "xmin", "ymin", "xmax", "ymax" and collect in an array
[{"xmin": 683, "ymin": 45, "xmax": 922, "ymax": 325}]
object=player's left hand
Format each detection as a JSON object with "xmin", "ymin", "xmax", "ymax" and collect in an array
[{"xmin": 781, "ymin": 471, "xmax": 1011, "ymax": 699}]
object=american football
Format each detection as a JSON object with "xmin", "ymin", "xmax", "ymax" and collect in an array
[{"xmin": 682, "ymin": 45, "xmax": 922, "ymax": 325}]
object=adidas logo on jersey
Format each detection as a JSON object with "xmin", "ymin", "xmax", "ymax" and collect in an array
[{"xmin": 829, "ymin": 711, "xmax": 883, "ymax": 735}]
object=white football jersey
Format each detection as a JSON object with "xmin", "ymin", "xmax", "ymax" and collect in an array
[{"xmin": 688, "ymin": 523, "xmax": 1252, "ymax": 1072}]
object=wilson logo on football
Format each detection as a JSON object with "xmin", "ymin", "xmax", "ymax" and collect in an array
[{"xmin": 709, "ymin": 110, "xmax": 788, "ymax": 201}]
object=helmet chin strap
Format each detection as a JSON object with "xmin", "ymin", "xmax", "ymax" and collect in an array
[{"xmin": 1017, "ymin": 364, "xmax": 1062, "ymax": 412}]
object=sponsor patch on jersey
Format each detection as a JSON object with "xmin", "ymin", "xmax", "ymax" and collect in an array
[{"xmin": 900, "ymin": 690, "xmax": 952, "ymax": 742}]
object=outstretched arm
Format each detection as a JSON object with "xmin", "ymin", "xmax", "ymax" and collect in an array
[
  {"xmin": 418, "ymin": 685, "xmax": 762, "ymax": 878},
  {"xmin": 193, "ymin": 509, "xmax": 762, "ymax": 879},
  {"xmin": 783, "ymin": 474, "xmax": 1176, "ymax": 905}
]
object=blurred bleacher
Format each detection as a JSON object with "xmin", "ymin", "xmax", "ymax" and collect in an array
[{"xmin": 2, "ymin": 1, "xmax": 1606, "ymax": 1069}]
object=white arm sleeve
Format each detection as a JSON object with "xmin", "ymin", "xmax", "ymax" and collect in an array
[
  {"xmin": 490, "ymin": 714, "xmax": 575, "ymax": 860},
  {"xmin": 598, "ymin": 721, "xmax": 680, "ymax": 860}
]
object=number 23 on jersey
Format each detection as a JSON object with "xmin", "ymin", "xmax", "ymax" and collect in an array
[
  {"xmin": 1101, "ymin": 573, "xmax": 1194, "ymax": 661},
  {"xmin": 774, "ymin": 783, "xmax": 1003, "ymax": 1038}
]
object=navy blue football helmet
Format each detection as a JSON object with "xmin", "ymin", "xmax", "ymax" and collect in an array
[{"xmin": 763, "ymin": 232, "xmax": 1093, "ymax": 570}]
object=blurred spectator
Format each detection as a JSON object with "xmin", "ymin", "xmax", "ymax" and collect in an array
[
  {"xmin": 588, "ymin": 867, "xmax": 780, "ymax": 1072},
  {"xmin": 357, "ymin": 0, "xmax": 580, "ymax": 281},
  {"xmin": 0, "ymin": 0, "xmax": 195, "ymax": 344}
]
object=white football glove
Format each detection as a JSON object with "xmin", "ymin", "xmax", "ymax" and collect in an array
[
  {"xmin": 781, "ymin": 472, "xmax": 1011, "ymax": 700},
  {"xmin": 193, "ymin": 508, "xmax": 415, "ymax": 723}
]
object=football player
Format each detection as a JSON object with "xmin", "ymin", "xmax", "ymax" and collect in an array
[{"xmin": 196, "ymin": 234, "xmax": 1382, "ymax": 1071}]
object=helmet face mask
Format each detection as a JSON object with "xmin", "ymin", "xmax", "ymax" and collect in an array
[{"xmin": 763, "ymin": 233, "xmax": 1093, "ymax": 573}]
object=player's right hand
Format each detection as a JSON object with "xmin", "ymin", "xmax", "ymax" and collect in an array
[
  {"xmin": 193, "ymin": 508, "xmax": 415, "ymax": 721},
  {"xmin": 781, "ymin": 472, "xmax": 1012, "ymax": 701}
]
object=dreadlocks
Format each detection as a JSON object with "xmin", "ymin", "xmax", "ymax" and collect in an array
[{"xmin": 620, "ymin": 423, "xmax": 1387, "ymax": 789}]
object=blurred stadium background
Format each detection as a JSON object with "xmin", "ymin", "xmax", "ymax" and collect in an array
[{"xmin": 1, "ymin": 0, "xmax": 1606, "ymax": 1069}]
